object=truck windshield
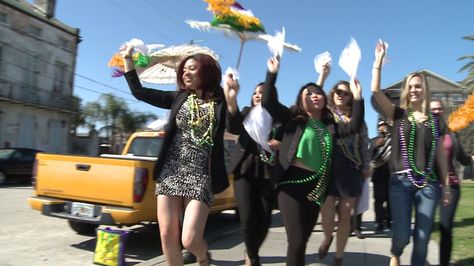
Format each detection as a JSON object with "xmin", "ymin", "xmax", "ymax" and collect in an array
[{"xmin": 127, "ymin": 137, "xmax": 163, "ymax": 157}]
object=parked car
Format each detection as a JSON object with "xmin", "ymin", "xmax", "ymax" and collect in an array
[{"xmin": 0, "ymin": 148, "xmax": 41, "ymax": 185}]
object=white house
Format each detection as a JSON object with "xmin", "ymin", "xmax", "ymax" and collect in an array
[{"xmin": 0, "ymin": 0, "xmax": 80, "ymax": 153}]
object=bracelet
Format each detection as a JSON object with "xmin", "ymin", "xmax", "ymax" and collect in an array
[{"xmin": 373, "ymin": 67, "xmax": 381, "ymax": 70}]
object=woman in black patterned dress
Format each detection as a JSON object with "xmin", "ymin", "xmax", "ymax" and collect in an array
[{"xmin": 122, "ymin": 45, "xmax": 228, "ymax": 266}]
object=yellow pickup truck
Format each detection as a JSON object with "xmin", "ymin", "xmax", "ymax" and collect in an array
[{"xmin": 28, "ymin": 131, "xmax": 237, "ymax": 235}]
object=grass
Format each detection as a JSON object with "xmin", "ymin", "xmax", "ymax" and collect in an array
[{"xmin": 432, "ymin": 180, "xmax": 474, "ymax": 266}]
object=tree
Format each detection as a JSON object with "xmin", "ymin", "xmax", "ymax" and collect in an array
[
  {"xmin": 120, "ymin": 110, "xmax": 157, "ymax": 134},
  {"xmin": 82, "ymin": 93, "xmax": 127, "ymax": 141},
  {"xmin": 458, "ymin": 35, "xmax": 474, "ymax": 90}
]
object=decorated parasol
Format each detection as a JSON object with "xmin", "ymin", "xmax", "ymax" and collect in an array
[
  {"xmin": 108, "ymin": 40, "xmax": 218, "ymax": 84},
  {"xmin": 186, "ymin": 0, "xmax": 301, "ymax": 70}
]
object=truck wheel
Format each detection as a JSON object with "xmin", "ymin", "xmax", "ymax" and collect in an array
[
  {"xmin": 0, "ymin": 171, "xmax": 6, "ymax": 185},
  {"xmin": 68, "ymin": 220, "xmax": 98, "ymax": 236}
]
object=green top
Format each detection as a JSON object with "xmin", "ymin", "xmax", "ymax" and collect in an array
[{"xmin": 296, "ymin": 121, "xmax": 323, "ymax": 172}]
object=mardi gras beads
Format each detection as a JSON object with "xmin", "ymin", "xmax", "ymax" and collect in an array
[
  {"xmin": 188, "ymin": 93, "xmax": 216, "ymax": 148},
  {"xmin": 399, "ymin": 112, "xmax": 439, "ymax": 188},
  {"xmin": 278, "ymin": 118, "xmax": 333, "ymax": 204},
  {"xmin": 257, "ymin": 128, "xmax": 276, "ymax": 165}
]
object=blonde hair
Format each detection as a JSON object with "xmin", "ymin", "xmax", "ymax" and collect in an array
[{"xmin": 399, "ymin": 72, "xmax": 431, "ymax": 115}]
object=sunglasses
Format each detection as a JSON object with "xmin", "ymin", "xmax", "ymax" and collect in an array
[
  {"xmin": 335, "ymin": 89, "xmax": 351, "ymax": 97},
  {"xmin": 431, "ymin": 107, "xmax": 443, "ymax": 111}
]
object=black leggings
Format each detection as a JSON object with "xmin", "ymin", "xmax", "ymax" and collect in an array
[
  {"xmin": 234, "ymin": 176, "xmax": 274, "ymax": 265},
  {"xmin": 439, "ymin": 185, "xmax": 460, "ymax": 266},
  {"xmin": 278, "ymin": 166, "xmax": 320, "ymax": 266}
]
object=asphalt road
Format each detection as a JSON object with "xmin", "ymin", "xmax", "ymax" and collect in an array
[{"xmin": 0, "ymin": 184, "xmax": 240, "ymax": 266}]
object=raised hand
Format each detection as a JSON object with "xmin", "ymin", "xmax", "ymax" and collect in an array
[
  {"xmin": 223, "ymin": 73, "xmax": 240, "ymax": 114},
  {"xmin": 119, "ymin": 43, "xmax": 134, "ymax": 59},
  {"xmin": 317, "ymin": 62, "xmax": 331, "ymax": 87},
  {"xmin": 267, "ymin": 56, "xmax": 280, "ymax": 74},
  {"xmin": 350, "ymin": 78, "xmax": 362, "ymax": 100},
  {"xmin": 374, "ymin": 40, "xmax": 386, "ymax": 68}
]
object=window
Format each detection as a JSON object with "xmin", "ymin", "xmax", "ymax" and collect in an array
[
  {"xmin": 0, "ymin": 12, "xmax": 8, "ymax": 24},
  {"xmin": 23, "ymin": 52, "xmax": 39, "ymax": 89},
  {"xmin": 432, "ymin": 92, "xmax": 446, "ymax": 104},
  {"xmin": 450, "ymin": 93, "xmax": 464, "ymax": 107},
  {"xmin": 54, "ymin": 61, "xmax": 68, "ymax": 93},
  {"xmin": 28, "ymin": 25, "xmax": 42, "ymax": 37},
  {"xmin": 58, "ymin": 37, "xmax": 70, "ymax": 50}
]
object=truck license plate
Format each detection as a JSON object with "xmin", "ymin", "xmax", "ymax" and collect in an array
[{"xmin": 71, "ymin": 202, "xmax": 94, "ymax": 218}]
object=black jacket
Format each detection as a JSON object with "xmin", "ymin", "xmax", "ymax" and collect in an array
[
  {"xmin": 226, "ymin": 93, "xmax": 290, "ymax": 181},
  {"xmin": 261, "ymin": 71, "xmax": 365, "ymax": 183},
  {"xmin": 125, "ymin": 70, "xmax": 229, "ymax": 193}
]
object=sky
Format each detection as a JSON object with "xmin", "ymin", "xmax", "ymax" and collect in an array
[{"xmin": 49, "ymin": 0, "xmax": 473, "ymax": 137}]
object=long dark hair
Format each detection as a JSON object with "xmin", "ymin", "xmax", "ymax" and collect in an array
[
  {"xmin": 250, "ymin": 82, "xmax": 279, "ymax": 106},
  {"xmin": 293, "ymin": 82, "xmax": 333, "ymax": 124},
  {"xmin": 176, "ymin": 53, "xmax": 223, "ymax": 100},
  {"xmin": 328, "ymin": 80, "xmax": 354, "ymax": 116}
]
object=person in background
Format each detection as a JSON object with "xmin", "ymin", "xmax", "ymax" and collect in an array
[
  {"xmin": 430, "ymin": 99, "xmax": 472, "ymax": 266},
  {"xmin": 371, "ymin": 41, "xmax": 450, "ymax": 266},
  {"xmin": 351, "ymin": 130, "xmax": 372, "ymax": 239},
  {"xmin": 223, "ymin": 74, "xmax": 290, "ymax": 266},
  {"xmin": 370, "ymin": 120, "xmax": 392, "ymax": 232},
  {"xmin": 262, "ymin": 56, "xmax": 364, "ymax": 266},
  {"xmin": 122, "ymin": 45, "xmax": 229, "ymax": 266},
  {"xmin": 319, "ymin": 79, "xmax": 369, "ymax": 263}
]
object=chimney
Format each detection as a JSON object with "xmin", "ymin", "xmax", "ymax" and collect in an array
[{"xmin": 33, "ymin": 0, "xmax": 56, "ymax": 18}]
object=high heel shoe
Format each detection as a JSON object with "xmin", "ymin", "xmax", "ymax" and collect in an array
[
  {"xmin": 198, "ymin": 251, "xmax": 211, "ymax": 266},
  {"xmin": 318, "ymin": 235, "xmax": 334, "ymax": 260}
]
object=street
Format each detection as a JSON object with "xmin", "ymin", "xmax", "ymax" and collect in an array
[
  {"xmin": 0, "ymin": 184, "xmax": 240, "ymax": 266},
  {"xmin": 1, "ymin": 184, "xmax": 442, "ymax": 266}
]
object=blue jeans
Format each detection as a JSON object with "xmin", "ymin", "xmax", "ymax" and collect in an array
[{"xmin": 389, "ymin": 173, "xmax": 440, "ymax": 266}]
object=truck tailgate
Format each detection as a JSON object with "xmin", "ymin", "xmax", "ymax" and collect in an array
[{"xmin": 35, "ymin": 153, "xmax": 149, "ymax": 207}]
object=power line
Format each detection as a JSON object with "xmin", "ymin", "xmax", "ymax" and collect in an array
[
  {"xmin": 2, "ymin": 42, "xmax": 134, "ymax": 97},
  {"xmin": 107, "ymin": 0, "xmax": 176, "ymax": 43}
]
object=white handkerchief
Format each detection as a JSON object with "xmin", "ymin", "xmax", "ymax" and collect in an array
[
  {"xmin": 338, "ymin": 38, "xmax": 361, "ymax": 79},
  {"xmin": 267, "ymin": 27, "xmax": 285, "ymax": 59},
  {"xmin": 243, "ymin": 105, "xmax": 273, "ymax": 152},
  {"xmin": 314, "ymin": 51, "xmax": 332, "ymax": 74}
]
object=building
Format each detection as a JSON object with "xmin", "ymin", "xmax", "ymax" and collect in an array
[
  {"xmin": 375, "ymin": 69, "xmax": 473, "ymax": 179},
  {"xmin": 0, "ymin": 0, "xmax": 80, "ymax": 153}
]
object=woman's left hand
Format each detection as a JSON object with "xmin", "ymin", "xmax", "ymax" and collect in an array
[
  {"xmin": 442, "ymin": 186, "xmax": 452, "ymax": 206},
  {"xmin": 350, "ymin": 78, "xmax": 362, "ymax": 100},
  {"xmin": 268, "ymin": 139, "xmax": 280, "ymax": 151}
]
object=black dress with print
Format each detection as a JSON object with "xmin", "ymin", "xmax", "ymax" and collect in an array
[{"xmin": 156, "ymin": 95, "xmax": 216, "ymax": 206}]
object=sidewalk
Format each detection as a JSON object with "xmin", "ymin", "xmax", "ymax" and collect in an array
[{"xmin": 138, "ymin": 184, "xmax": 440, "ymax": 266}]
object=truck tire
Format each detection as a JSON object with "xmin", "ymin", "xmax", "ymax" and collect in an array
[{"xmin": 68, "ymin": 220, "xmax": 98, "ymax": 235}]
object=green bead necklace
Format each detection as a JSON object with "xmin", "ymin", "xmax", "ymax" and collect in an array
[
  {"xmin": 188, "ymin": 93, "xmax": 216, "ymax": 148},
  {"xmin": 406, "ymin": 112, "xmax": 439, "ymax": 181},
  {"xmin": 257, "ymin": 127, "xmax": 277, "ymax": 165},
  {"xmin": 279, "ymin": 118, "xmax": 333, "ymax": 205}
]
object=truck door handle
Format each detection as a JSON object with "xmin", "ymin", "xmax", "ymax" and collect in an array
[{"xmin": 76, "ymin": 164, "xmax": 91, "ymax": 171}]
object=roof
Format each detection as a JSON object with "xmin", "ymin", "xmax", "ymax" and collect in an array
[
  {"xmin": 1, "ymin": 0, "xmax": 79, "ymax": 36},
  {"xmin": 383, "ymin": 69, "xmax": 463, "ymax": 91}
]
